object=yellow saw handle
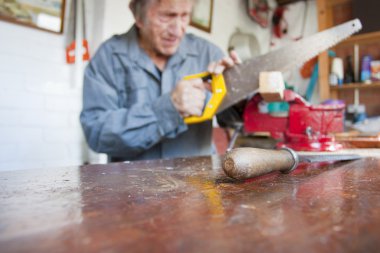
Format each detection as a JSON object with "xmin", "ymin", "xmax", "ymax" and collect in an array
[{"xmin": 183, "ymin": 72, "xmax": 227, "ymax": 124}]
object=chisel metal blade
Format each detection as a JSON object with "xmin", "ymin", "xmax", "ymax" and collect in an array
[{"xmin": 299, "ymin": 154, "xmax": 362, "ymax": 163}]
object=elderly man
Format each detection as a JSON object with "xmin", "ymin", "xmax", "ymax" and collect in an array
[{"xmin": 80, "ymin": 0, "xmax": 240, "ymax": 162}]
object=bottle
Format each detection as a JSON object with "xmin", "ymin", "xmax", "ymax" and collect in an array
[
  {"xmin": 329, "ymin": 73, "xmax": 338, "ymax": 86},
  {"xmin": 331, "ymin": 57, "xmax": 344, "ymax": 86},
  {"xmin": 361, "ymin": 55, "xmax": 372, "ymax": 84},
  {"xmin": 344, "ymin": 55, "xmax": 355, "ymax": 84}
]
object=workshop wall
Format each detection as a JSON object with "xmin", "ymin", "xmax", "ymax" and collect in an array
[{"xmin": 0, "ymin": 21, "xmax": 86, "ymax": 171}]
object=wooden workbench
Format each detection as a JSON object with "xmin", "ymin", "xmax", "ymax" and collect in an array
[{"xmin": 1, "ymin": 151, "xmax": 380, "ymax": 253}]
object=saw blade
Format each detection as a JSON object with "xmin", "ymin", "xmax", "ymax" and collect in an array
[{"xmin": 217, "ymin": 19, "xmax": 362, "ymax": 113}]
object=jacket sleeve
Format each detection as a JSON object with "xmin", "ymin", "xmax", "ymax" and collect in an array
[{"xmin": 80, "ymin": 44, "xmax": 187, "ymax": 158}]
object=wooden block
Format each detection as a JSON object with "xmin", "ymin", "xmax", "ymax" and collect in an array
[{"xmin": 259, "ymin": 71, "xmax": 285, "ymax": 102}]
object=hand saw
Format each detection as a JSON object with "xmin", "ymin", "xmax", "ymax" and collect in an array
[{"xmin": 184, "ymin": 19, "xmax": 362, "ymax": 124}]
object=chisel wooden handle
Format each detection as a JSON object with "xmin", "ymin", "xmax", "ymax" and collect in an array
[{"xmin": 222, "ymin": 147, "xmax": 299, "ymax": 180}]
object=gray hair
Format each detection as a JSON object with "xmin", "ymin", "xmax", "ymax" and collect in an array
[
  {"xmin": 129, "ymin": 0, "xmax": 157, "ymax": 20},
  {"xmin": 129, "ymin": 0, "xmax": 196, "ymax": 20}
]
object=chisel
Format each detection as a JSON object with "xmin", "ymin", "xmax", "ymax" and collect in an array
[{"xmin": 223, "ymin": 147, "xmax": 361, "ymax": 180}]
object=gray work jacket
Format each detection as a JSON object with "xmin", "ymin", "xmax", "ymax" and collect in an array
[{"xmin": 80, "ymin": 25, "xmax": 224, "ymax": 161}]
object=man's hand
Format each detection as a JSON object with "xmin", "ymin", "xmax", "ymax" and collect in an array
[
  {"xmin": 171, "ymin": 50, "xmax": 241, "ymax": 118},
  {"xmin": 171, "ymin": 78, "xmax": 206, "ymax": 117},
  {"xmin": 207, "ymin": 50, "xmax": 242, "ymax": 75}
]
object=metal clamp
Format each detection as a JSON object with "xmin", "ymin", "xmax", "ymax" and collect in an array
[{"xmin": 280, "ymin": 147, "xmax": 299, "ymax": 174}]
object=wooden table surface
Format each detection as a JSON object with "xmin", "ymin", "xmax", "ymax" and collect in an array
[{"xmin": 1, "ymin": 153, "xmax": 380, "ymax": 253}]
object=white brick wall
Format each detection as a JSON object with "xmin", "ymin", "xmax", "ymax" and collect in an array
[
  {"xmin": 0, "ymin": 0, "xmax": 115, "ymax": 171},
  {"xmin": 0, "ymin": 19, "xmax": 86, "ymax": 171},
  {"xmin": 0, "ymin": 0, "xmax": 124, "ymax": 171}
]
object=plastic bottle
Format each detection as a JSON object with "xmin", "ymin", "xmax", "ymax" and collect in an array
[
  {"xmin": 344, "ymin": 55, "xmax": 355, "ymax": 83},
  {"xmin": 331, "ymin": 57, "xmax": 344, "ymax": 86},
  {"xmin": 361, "ymin": 55, "xmax": 372, "ymax": 83}
]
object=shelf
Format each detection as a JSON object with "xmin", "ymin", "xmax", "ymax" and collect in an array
[
  {"xmin": 326, "ymin": 0, "xmax": 351, "ymax": 7},
  {"xmin": 330, "ymin": 82, "xmax": 380, "ymax": 90},
  {"xmin": 338, "ymin": 31, "xmax": 380, "ymax": 46},
  {"xmin": 317, "ymin": 0, "xmax": 380, "ymax": 116}
]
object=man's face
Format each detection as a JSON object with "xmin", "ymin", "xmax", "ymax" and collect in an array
[{"xmin": 136, "ymin": 0, "xmax": 193, "ymax": 58}]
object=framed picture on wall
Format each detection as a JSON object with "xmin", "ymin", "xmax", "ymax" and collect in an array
[
  {"xmin": 0, "ymin": 0, "xmax": 65, "ymax": 34},
  {"xmin": 190, "ymin": 0, "xmax": 213, "ymax": 33}
]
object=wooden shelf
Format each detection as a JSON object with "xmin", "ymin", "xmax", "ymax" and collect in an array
[
  {"xmin": 326, "ymin": 0, "xmax": 351, "ymax": 7},
  {"xmin": 330, "ymin": 82, "xmax": 380, "ymax": 90},
  {"xmin": 338, "ymin": 31, "xmax": 380, "ymax": 46},
  {"xmin": 317, "ymin": 0, "xmax": 380, "ymax": 116}
]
